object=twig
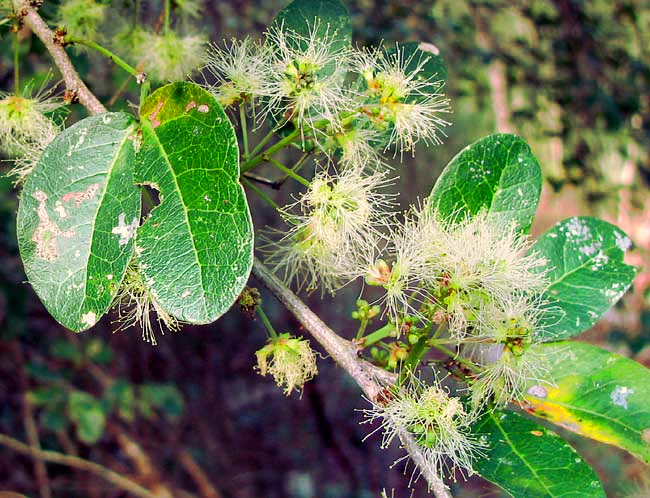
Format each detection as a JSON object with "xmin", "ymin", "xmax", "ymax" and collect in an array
[
  {"xmin": 13, "ymin": 0, "xmax": 106, "ymax": 115},
  {"xmin": 0, "ymin": 432, "xmax": 157, "ymax": 498},
  {"xmin": 105, "ymin": 423, "xmax": 176, "ymax": 498},
  {"xmin": 13, "ymin": 342, "xmax": 51, "ymax": 498},
  {"xmin": 251, "ymin": 258, "xmax": 452, "ymax": 498},
  {"xmin": 178, "ymin": 449, "xmax": 223, "ymax": 498}
]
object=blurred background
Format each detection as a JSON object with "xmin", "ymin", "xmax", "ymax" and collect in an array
[{"xmin": 1, "ymin": 0, "xmax": 649, "ymax": 496}]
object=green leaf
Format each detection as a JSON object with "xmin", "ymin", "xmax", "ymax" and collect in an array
[
  {"xmin": 105, "ymin": 379, "xmax": 135, "ymax": 422},
  {"xmin": 473, "ymin": 409, "xmax": 605, "ymax": 497},
  {"xmin": 137, "ymin": 82, "xmax": 253, "ymax": 324},
  {"xmin": 27, "ymin": 385, "xmax": 66, "ymax": 406},
  {"xmin": 17, "ymin": 112, "xmax": 140, "ymax": 332},
  {"xmin": 139, "ymin": 383, "xmax": 184, "ymax": 419},
  {"xmin": 40, "ymin": 407, "xmax": 69, "ymax": 433},
  {"xmin": 427, "ymin": 133, "xmax": 542, "ymax": 231},
  {"xmin": 26, "ymin": 360, "xmax": 66, "ymax": 382},
  {"xmin": 272, "ymin": 0, "xmax": 351, "ymax": 54},
  {"xmin": 523, "ymin": 341, "xmax": 650, "ymax": 463},
  {"xmin": 530, "ymin": 217, "xmax": 636, "ymax": 341},
  {"xmin": 68, "ymin": 391, "xmax": 106, "ymax": 444},
  {"xmin": 50, "ymin": 339, "xmax": 83, "ymax": 364},
  {"xmin": 84, "ymin": 337, "xmax": 114, "ymax": 364}
]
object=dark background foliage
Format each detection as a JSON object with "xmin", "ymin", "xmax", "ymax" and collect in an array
[{"xmin": 1, "ymin": 0, "xmax": 649, "ymax": 496}]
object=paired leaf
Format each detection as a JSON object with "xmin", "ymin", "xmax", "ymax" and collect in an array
[
  {"xmin": 137, "ymin": 81, "xmax": 253, "ymax": 324},
  {"xmin": 523, "ymin": 341, "xmax": 650, "ymax": 463},
  {"xmin": 17, "ymin": 112, "xmax": 140, "ymax": 332},
  {"xmin": 427, "ymin": 133, "xmax": 542, "ymax": 231},
  {"xmin": 473, "ymin": 409, "xmax": 605, "ymax": 497},
  {"xmin": 530, "ymin": 216, "xmax": 636, "ymax": 341}
]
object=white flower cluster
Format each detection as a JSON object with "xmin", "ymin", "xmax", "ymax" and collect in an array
[
  {"xmin": 363, "ymin": 373, "xmax": 484, "ymax": 480},
  {"xmin": 264, "ymin": 163, "xmax": 394, "ymax": 293},
  {"xmin": 203, "ymin": 21, "xmax": 450, "ymax": 161}
]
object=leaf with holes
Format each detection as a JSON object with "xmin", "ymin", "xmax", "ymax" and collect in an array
[
  {"xmin": 530, "ymin": 216, "xmax": 636, "ymax": 341},
  {"xmin": 17, "ymin": 112, "xmax": 140, "ymax": 332},
  {"xmin": 136, "ymin": 81, "xmax": 253, "ymax": 324},
  {"xmin": 427, "ymin": 133, "xmax": 542, "ymax": 231},
  {"xmin": 473, "ymin": 409, "xmax": 605, "ymax": 497},
  {"xmin": 522, "ymin": 341, "xmax": 650, "ymax": 463}
]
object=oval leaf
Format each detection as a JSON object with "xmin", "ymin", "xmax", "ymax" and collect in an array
[
  {"xmin": 473, "ymin": 409, "xmax": 605, "ymax": 497},
  {"xmin": 427, "ymin": 133, "xmax": 542, "ymax": 231},
  {"xmin": 68, "ymin": 391, "xmax": 106, "ymax": 444},
  {"xmin": 17, "ymin": 112, "xmax": 140, "ymax": 332},
  {"xmin": 522, "ymin": 341, "xmax": 650, "ymax": 463},
  {"xmin": 137, "ymin": 81, "xmax": 253, "ymax": 324},
  {"xmin": 530, "ymin": 216, "xmax": 636, "ymax": 341}
]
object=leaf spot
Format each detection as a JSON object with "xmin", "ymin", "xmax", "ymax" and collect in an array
[
  {"xmin": 61, "ymin": 183, "xmax": 100, "ymax": 207},
  {"xmin": 112, "ymin": 213, "xmax": 139, "ymax": 246},
  {"xmin": 197, "ymin": 104, "xmax": 209, "ymax": 113},
  {"xmin": 66, "ymin": 127, "xmax": 89, "ymax": 156},
  {"xmin": 148, "ymin": 101, "xmax": 165, "ymax": 128},
  {"xmin": 181, "ymin": 289, "xmax": 191, "ymax": 298},
  {"xmin": 611, "ymin": 385, "xmax": 634, "ymax": 409},
  {"xmin": 530, "ymin": 430, "xmax": 544, "ymax": 437},
  {"xmin": 31, "ymin": 190, "xmax": 75, "ymax": 261},
  {"xmin": 54, "ymin": 201, "xmax": 67, "ymax": 218},
  {"xmin": 615, "ymin": 231, "xmax": 631, "ymax": 251},
  {"xmin": 642, "ymin": 428, "xmax": 650, "ymax": 443},
  {"xmin": 106, "ymin": 274, "xmax": 113, "ymax": 280},
  {"xmin": 418, "ymin": 41, "xmax": 440, "ymax": 55},
  {"xmin": 527, "ymin": 385, "xmax": 547, "ymax": 398},
  {"xmin": 81, "ymin": 311, "xmax": 97, "ymax": 328},
  {"xmin": 185, "ymin": 100, "xmax": 197, "ymax": 113}
]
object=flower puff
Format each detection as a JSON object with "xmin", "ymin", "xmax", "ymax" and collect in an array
[
  {"xmin": 417, "ymin": 211, "xmax": 549, "ymax": 339},
  {"xmin": 133, "ymin": 30, "xmax": 206, "ymax": 82},
  {"xmin": 365, "ymin": 212, "xmax": 441, "ymax": 326},
  {"xmin": 264, "ymin": 165, "xmax": 393, "ymax": 292},
  {"xmin": 203, "ymin": 36, "xmax": 271, "ymax": 109},
  {"xmin": 255, "ymin": 333, "xmax": 318, "ymax": 395},
  {"xmin": 261, "ymin": 19, "xmax": 354, "ymax": 132},
  {"xmin": 1, "ymin": 80, "xmax": 66, "ymax": 185},
  {"xmin": 354, "ymin": 44, "xmax": 451, "ymax": 154},
  {"xmin": 113, "ymin": 260, "xmax": 180, "ymax": 345},
  {"xmin": 363, "ymin": 374, "xmax": 483, "ymax": 480},
  {"xmin": 57, "ymin": 0, "xmax": 107, "ymax": 42},
  {"xmin": 466, "ymin": 341, "xmax": 551, "ymax": 410}
]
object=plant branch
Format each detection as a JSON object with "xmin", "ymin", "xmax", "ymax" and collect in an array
[
  {"xmin": 251, "ymin": 258, "xmax": 451, "ymax": 497},
  {"xmin": 13, "ymin": 0, "xmax": 106, "ymax": 115},
  {"xmin": 0, "ymin": 432, "xmax": 157, "ymax": 498},
  {"xmin": 13, "ymin": 342, "xmax": 51, "ymax": 498}
]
